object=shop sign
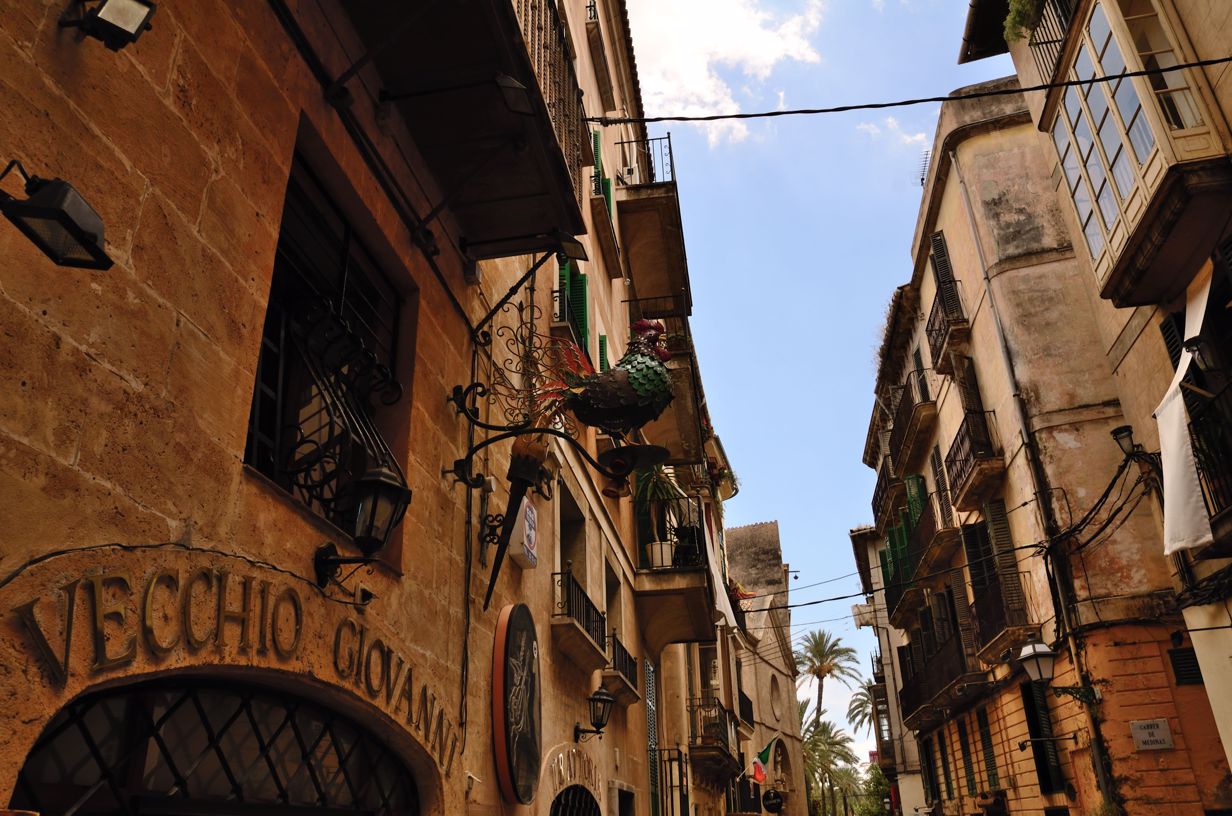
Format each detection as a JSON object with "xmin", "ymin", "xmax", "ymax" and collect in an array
[
  {"xmin": 510, "ymin": 500, "xmax": 538, "ymax": 569},
  {"xmin": 1130, "ymin": 718, "xmax": 1174, "ymax": 751},
  {"xmin": 492, "ymin": 603, "xmax": 541, "ymax": 804},
  {"xmin": 547, "ymin": 746, "xmax": 601, "ymax": 800}
]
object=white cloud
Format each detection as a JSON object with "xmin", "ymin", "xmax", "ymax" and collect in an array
[
  {"xmin": 626, "ymin": 0, "xmax": 825, "ymax": 145},
  {"xmin": 856, "ymin": 115, "xmax": 927, "ymax": 146}
]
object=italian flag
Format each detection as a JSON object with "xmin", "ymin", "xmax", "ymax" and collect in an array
[{"xmin": 751, "ymin": 740, "xmax": 774, "ymax": 784}]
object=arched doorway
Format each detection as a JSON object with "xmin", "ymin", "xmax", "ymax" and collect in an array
[
  {"xmin": 9, "ymin": 681, "xmax": 420, "ymax": 816},
  {"xmin": 549, "ymin": 784, "xmax": 600, "ymax": 816}
]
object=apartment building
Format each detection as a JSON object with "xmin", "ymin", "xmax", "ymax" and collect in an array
[
  {"xmin": 959, "ymin": 0, "xmax": 1232, "ymax": 774},
  {"xmin": 0, "ymin": 2, "xmax": 762, "ymax": 815},
  {"xmin": 856, "ymin": 77, "xmax": 1229, "ymax": 815}
]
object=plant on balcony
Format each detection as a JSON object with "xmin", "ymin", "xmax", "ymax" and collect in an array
[
  {"xmin": 1004, "ymin": 0, "xmax": 1043, "ymax": 40},
  {"xmin": 635, "ymin": 465, "xmax": 686, "ymax": 567}
]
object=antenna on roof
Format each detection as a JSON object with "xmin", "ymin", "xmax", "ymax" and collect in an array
[{"xmin": 918, "ymin": 149, "xmax": 932, "ymax": 187}]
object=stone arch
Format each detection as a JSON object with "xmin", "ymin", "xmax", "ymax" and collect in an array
[{"xmin": 7, "ymin": 672, "xmax": 438, "ymax": 816}]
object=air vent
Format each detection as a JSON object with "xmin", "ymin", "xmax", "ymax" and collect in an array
[{"xmin": 1169, "ymin": 647, "xmax": 1203, "ymax": 685}]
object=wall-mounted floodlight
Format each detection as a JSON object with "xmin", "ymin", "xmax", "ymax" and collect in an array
[
  {"xmin": 60, "ymin": 0, "xmax": 156, "ymax": 51},
  {"xmin": 0, "ymin": 160, "xmax": 113, "ymax": 270}
]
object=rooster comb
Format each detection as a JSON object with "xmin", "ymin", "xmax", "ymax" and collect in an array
[{"xmin": 631, "ymin": 319, "xmax": 665, "ymax": 335}]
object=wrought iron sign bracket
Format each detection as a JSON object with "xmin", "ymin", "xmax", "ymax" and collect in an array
[
  {"xmin": 1017, "ymin": 733, "xmax": 1079, "ymax": 752},
  {"xmin": 1052, "ymin": 685, "xmax": 1100, "ymax": 705}
]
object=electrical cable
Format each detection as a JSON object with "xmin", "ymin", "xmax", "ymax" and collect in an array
[{"xmin": 589, "ymin": 55, "xmax": 1232, "ymax": 126}]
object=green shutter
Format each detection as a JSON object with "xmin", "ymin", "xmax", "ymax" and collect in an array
[
  {"xmin": 977, "ymin": 707, "xmax": 999, "ymax": 790},
  {"xmin": 599, "ymin": 335, "xmax": 609, "ymax": 372},
  {"xmin": 879, "ymin": 547, "xmax": 892, "ymax": 584},
  {"xmin": 558, "ymin": 257, "xmax": 571, "ymax": 321},
  {"xmin": 602, "ymin": 176, "xmax": 613, "ymax": 214},
  {"xmin": 905, "ymin": 474, "xmax": 927, "ymax": 527},
  {"xmin": 569, "ymin": 266, "xmax": 589, "ymax": 356},
  {"xmin": 957, "ymin": 718, "xmax": 977, "ymax": 796},
  {"xmin": 592, "ymin": 130, "xmax": 602, "ymax": 173}
]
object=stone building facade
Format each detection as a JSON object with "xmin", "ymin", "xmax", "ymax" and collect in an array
[
  {"xmin": 854, "ymin": 75, "xmax": 1231, "ymax": 816},
  {"xmin": 0, "ymin": 2, "xmax": 783, "ymax": 816},
  {"xmin": 960, "ymin": 0, "xmax": 1232, "ymax": 776}
]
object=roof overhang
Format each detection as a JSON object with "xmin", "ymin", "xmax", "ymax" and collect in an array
[{"xmin": 958, "ymin": 0, "xmax": 1010, "ymax": 64}]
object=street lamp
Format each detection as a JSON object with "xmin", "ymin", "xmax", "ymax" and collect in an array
[
  {"xmin": 352, "ymin": 466, "xmax": 412, "ymax": 556},
  {"xmin": 1017, "ymin": 639, "xmax": 1099, "ymax": 704},
  {"xmin": 574, "ymin": 687, "xmax": 615, "ymax": 742},
  {"xmin": 1109, "ymin": 424, "xmax": 1163, "ymax": 489}
]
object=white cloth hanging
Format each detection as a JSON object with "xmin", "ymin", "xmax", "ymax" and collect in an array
[{"xmin": 1154, "ymin": 265, "xmax": 1214, "ymax": 554}]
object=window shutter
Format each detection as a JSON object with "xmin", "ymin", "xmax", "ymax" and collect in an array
[
  {"xmin": 931, "ymin": 591, "xmax": 953, "ymax": 644},
  {"xmin": 879, "ymin": 547, "xmax": 892, "ymax": 586},
  {"xmin": 913, "ymin": 347, "xmax": 930, "ymax": 401},
  {"xmin": 592, "ymin": 130, "xmax": 602, "ymax": 172},
  {"xmin": 909, "ymin": 639, "xmax": 924, "ymax": 675},
  {"xmin": 931, "ymin": 231, "xmax": 955, "ymax": 283},
  {"xmin": 977, "ymin": 707, "xmax": 999, "ymax": 790},
  {"xmin": 938, "ymin": 729, "xmax": 954, "ymax": 799},
  {"xmin": 599, "ymin": 334, "xmax": 609, "ymax": 372},
  {"xmin": 961, "ymin": 523, "xmax": 996, "ymax": 589},
  {"xmin": 1168, "ymin": 647, "xmax": 1203, "ymax": 685},
  {"xmin": 931, "ymin": 447, "xmax": 954, "ymax": 527},
  {"xmin": 984, "ymin": 499, "xmax": 1026, "ymax": 611},
  {"xmin": 905, "ymin": 474, "xmax": 927, "ymax": 527},
  {"xmin": 949, "ymin": 570, "xmax": 977, "ymax": 658},
  {"xmin": 558, "ymin": 257, "xmax": 572, "ymax": 322},
  {"xmin": 602, "ymin": 176, "xmax": 614, "ymax": 214},
  {"xmin": 957, "ymin": 718, "xmax": 977, "ymax": 795},
  {"xmin": 1158, "ymin": 312, "xmax": 1184, "ymax": 371},
  {"xmin": 570, "ymin": 266, "xmax": 589, "ymax": 355},
  {"xmin": 645, "ymin": 660, "xmax": 660, "ymax": 816},
  {"xmin": 920, "ymin": 605, "xmax": 937, "ymax": 656},
  {"xmin": 1021, "ymin": 682, "xmax": 1065, "ymax": 794},
  {"xmin": 956, "ymin": 356, "xmax": 985, "ymax": 412}
]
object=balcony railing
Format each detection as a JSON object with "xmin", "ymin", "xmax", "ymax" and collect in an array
[
  {"xmin": 898, "ymin": 628, "xmax": 977, "ymax": 723},
  {"xmin": 512, "ymin": 0, "xmax": 588, "ymax": 208},
  {"xmin": 1190, "ymin": 383, "xmax": 1232, "ymax": 526},
  {"xmin": 726, "ymin": 775, "xmax": 762, "ymax": 815},
  {"xmin": 610, "ymin": 630, "xmax": 638, "ymax": 688},
  {"xmin": 637, "ymin": 494, "xmax": 707, "ymax": 570},
  {"xmin": 909, "ymin": 492, "xmax": 960, "ymax": 581},
  {"xmin": 945, "ymin": 410, "xmax": 1002, "ymax": 510},
  {"xmin": 972, "ymin": 575, "xmax": 1030, "ymax": 654},
  {"xmin": 872, "ymin": 457, "xmax": 902, "ymax": 528},
  {"xmin": 689, "ymin": 696, "xmax": 737, "ymax": 757},
  {"xmin": 871, "ymin": 652, "xmax": 885, "ymax": 683},
  {"xmin": 553, "ymin": 286, "xmax": 587, "ymax": 353},
  {"xmin": 554, "ymin": 569, "xmax": 607, "ymax": 648},
  {"xmin": 617, "ymin": 134, "xmax": 676, "ymax": 186},
  {"xmin": 654, "ymin": 748, "xmax": 690, "ymax": 816},
  {"xmin": 926, "ymin": 280, "xmax": 968, "ymax": 375},
  {"xmin": 889, "ymin": 369, "xmax": 935, "ymax": 471},
  {"xmin": 1028, "ymin": 0, "xmax": 1077, "ymax": 85},
  {"xmin": 738, "ymin": 690, "xmax": 755, "ymax": 726}
]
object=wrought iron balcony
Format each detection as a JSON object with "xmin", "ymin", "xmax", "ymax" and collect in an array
[
  {"xmin": 551, "ymin": 569, "xmax": 608, "ymax": 672},
  {"xmin": 654, "ymin": 748, "xmax": 690, "ymax": 816},
  {"xmin": 738, "ymin": 689, "xmax": 755, "ymax": 726},
  {"xmin": 637, "ymin": 494, "xmax": 707, "ymax": 570},
  {"xmin": 926, "ymin": 280, "xmax": 969, "ymax": 376},
  {"xmin": 889, "ymin": 369, "xmax": 938, "ymax": 473},
  {"xmin": 1189, "ymin": 383, "xmax": 1232, "ymax": 556},
  {"xmin": 972, "ymin": 573, "xmax": 1034, "ymax": 662},
  {"xmin": 871, "ymin": 652, "xmax": 886, "ymax": 684},
  {"xmin": 945, "ymin": 411, "xmax": 1004, "ymax": 511},
  {"xmin": 872, "ymin": 682, "xmax": 896, "ymax": 769},
  {"xmin": 726, "ymin": 775, "xmax": 762, "ymax": 816},
  {"xmin": 873, "ymin": 457, "xmax": 905, "ymax": 531},
  {"xmin": 552, "ymin": 285, "xmax": 588, "ymax": 354},
  {"xmin": 602, "ymin": 629, "xmax": 641, "ymax": 705},
  {"xmin": 885, "ymin": 512, "xmax": 924, "ymax": 628},
  {"xmin": 898, "ymin": 627, "xmax": 982, "ymax": 729},
  {"xmin": 1027, "ymin": 0, "xmax": 1077, "ymax": 85},
  {"xmin": 909, "ymin": 492, "xmax": 961, "ymax": 586},
  {"xmin": 688, "ymin": 696, "xmax": 740, "ymax": 780},
  {"xmin": 633, "ymin": 493, "xmax": 713, "ymax": 655}
]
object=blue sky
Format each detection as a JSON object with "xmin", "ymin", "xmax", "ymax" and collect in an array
[{"xmin": 626, "ymin": 0, "xmax": 1013, "ymax": 758}]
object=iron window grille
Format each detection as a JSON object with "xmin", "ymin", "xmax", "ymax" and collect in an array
[
  {"xmin": 245, "ymin": 157, "xmax": 408, "ymax": 535},
  {"xmin": 10, "ymin": 682, "xmax": 419, "ymax": 816}
]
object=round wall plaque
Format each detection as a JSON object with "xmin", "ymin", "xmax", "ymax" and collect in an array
[
  {"xmin": 493, "ymin": 603, "xmax": 542, "ymax": 804},
  {"xmin": 763, "ymin": 789, "xmax": 785, "ymax": 813}
]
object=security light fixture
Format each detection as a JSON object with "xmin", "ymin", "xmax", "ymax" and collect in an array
[
  {"xmin": 0, "ymin": 160, "xmax": 113, "ymax": 270},
  {"xmin": 574, "ymin": 687, "xmax": 615, "ymax": 742},
  {"xmin": 1183, "ymin": 336, "xmax": 1214, "ymax": 373},
  {"xmin": 352, "ymin": 465, "xmax": 412, "ymax": 556},
  {"xmin": 59, "ymin": 0, "xmax": 156, "ymax": 51},
  {"xmin": 494, "ymin": 73, "xmax": 534, "ymax": 115}
]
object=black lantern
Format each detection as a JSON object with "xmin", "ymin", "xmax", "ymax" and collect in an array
[
  {"xmin": 574, "ymin": 687, "xmax": 615, "ymax": 742},
  {"xmin": 1183, "ymin": 336, "xmax": 1215, "ymax": 373},
  {"xmin": 0, "ymin": 161, "xmax": 112, "ymax": 270},
  {"xmin": 1111, "ymin": 425, "xmax": 1137, "ymax": 457},
  {"xmin": 352, "ymin": 466, "xmax": 412, "ymax": 556},
  {"xmin": 59, "ymin": 0, "xmax": 156, "ymax": 51}
]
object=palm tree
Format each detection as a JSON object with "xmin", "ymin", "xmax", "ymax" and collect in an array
[
  {"xmin": 846, "ymin": 680, "xmax": 876, "ymax": 736},
  {"xmin": 794, "ymin": 630, "xmax": 861, "ymax": 725},
  {"xmin": 800, "ymin": 714, "xmax": 859, "ymax": 816}
]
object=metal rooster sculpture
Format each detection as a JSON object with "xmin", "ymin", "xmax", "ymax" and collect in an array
[{"xmin": 562, "ymin": 319, "xmax": 674, "ymax": 436}]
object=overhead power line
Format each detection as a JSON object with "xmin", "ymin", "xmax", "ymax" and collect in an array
[{"xmin": 589, "ymin": 55, "xmax": 1232, "ymax": 126}]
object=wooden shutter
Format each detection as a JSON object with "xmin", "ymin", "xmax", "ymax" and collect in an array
[
  {"xmin": 913, "ymin": 347, "xmax": 930, "ymax": 401},
  {"xmin": 956, "ymin": 356, "xmax": 985, "ymax": 412},
  {"xmin": 938, "ymin": 728, "xmax": 954, "ymax": 799},
  {"xmin": 592, "ymin": 130, "xmax": 602, "ymax": 171},
  {"xmin": 977, "ymin": 707, "xmax": 1000, "ymax": 790},
  {"xmin": 984, "ymin": 499, "xmax": 1026, "ymax": 610},
  {"xmin": 961, "ymin": 523, "xmax": 996, "ymax": 589},
  {"xmin": 1168, "ymin": 647, "xmax": 1203, "ymax": 685},
  {"xmin": 930, "ymin": 231, "xmax": 964, "ymax": 318},
  {"xmin": 920, "ymin": 605, "xmax": 937, "ymax": 656},
  {"xmin": 905, "ymin": 474, "xmax": 927, "ymax": 527},
  {"xmin": 931, "ymin": 591, "xmax": 953, "ymax": 644},
  {"xmin": 570, "ymin": 266, "xmax": 589, "ymax": 355},
  {"xmin": 897, "ymin": 645, "xmax": 914, "ymax": 680},
  {"xmin": 558, "ymin": 257, "xmax": 572, "ymax": 321},
  {"xmin": 957, "ymin": 718, "xmax": 977, "ymax": 795},
  {"xmin": 909, "ymin": 639, "xmax": 925, "ymax": 675},
  {"xmin": 645, "ymin": 660, "xmax": 660, "ymax": 816},
  {"xmin": 949, "ymin": 570, "xmax": 978, "ymax": 659},
  {"xmin": 931, "ymin": 447, "xmax": 954, "ymax": 527},
  {"xmin": 1021, "ymin": 682, "xmax": 1065, "ymax": 793},
  {"xmin": 599, "ymin": 334, "xmax": 609, "ymax": 372},
  {"xmin": 879, "ymin": 547, "xmax": 892, "ymax": 586},
  {"xmin": 1158, "ymin": 312, "xmax": 1184, "ymax": 371}
]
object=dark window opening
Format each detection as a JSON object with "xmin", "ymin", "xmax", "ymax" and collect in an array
[
  {"xmin": 1169, "ymin": 647, "xmax": 1204, "ymax": 685},
  {"xmin": 244, "ymin": 157, "xmax": 409, "ymax": 540},
  {"xmin": 938, "ymin": 728, "xmax": 954, "ymax": 800},
  {"xmin": 977, "ymin": 706, "xmax": 1000, "ymax": 791},
  {"xmin": 957, "ymin": 718, "xmax": 977, "ymax": 796},
  {"xmin": 1021, "ymin": 682, "xmax": 1066, "ymax": 794}
]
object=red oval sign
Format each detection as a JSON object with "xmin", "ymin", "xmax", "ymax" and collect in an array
[{"xmin": 492, "ymin": 603, "xmax": 541, "ymax": 804}]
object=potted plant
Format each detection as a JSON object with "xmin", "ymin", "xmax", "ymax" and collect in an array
[
  {"xmin": 1004, "ymin": 0, "xmax": 1044, "ymax": 41},
  {"xmin": 635, "ymin": 466, "xmax": 686, "ymax": 567}
]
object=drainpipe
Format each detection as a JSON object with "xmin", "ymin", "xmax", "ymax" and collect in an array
[{"xmin": 949, "ymin": 149, "xmax": 1119, "ymax": 805}]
